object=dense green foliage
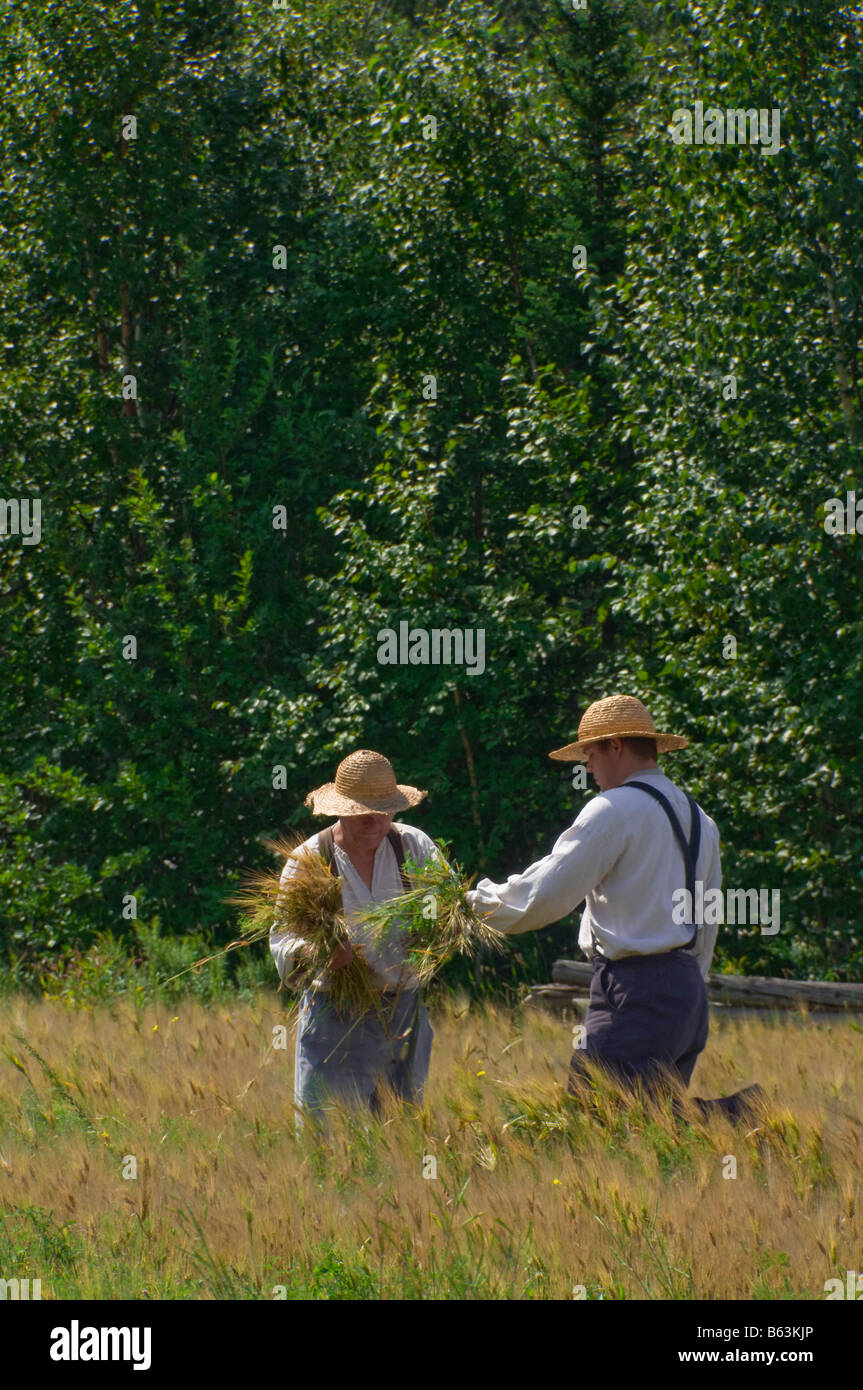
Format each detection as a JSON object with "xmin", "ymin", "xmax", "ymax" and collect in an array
[{"xmin": 1, "ymin": 0, "xmax": 861, "ymax": 988}]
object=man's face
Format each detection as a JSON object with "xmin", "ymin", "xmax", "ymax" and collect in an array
[
  {"xmin": 338, "ymin": 811, "xmax": 394, "ymax": 850},
  {"xmin": 583, "ymin": 740, "xmax": 618, "ymax": 791}
]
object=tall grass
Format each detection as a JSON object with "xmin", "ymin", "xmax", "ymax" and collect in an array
[{"xmin": 0, "ymin": 993, "xmax": 860, "ymax": 1299}]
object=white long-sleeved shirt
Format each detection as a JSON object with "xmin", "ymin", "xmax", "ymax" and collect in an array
[
  {"xmin": 269, "ymin": 821, "xmax": 441, "ymax": 993},
  {"xmin": 465, "ymin": 769, "xmax": 721, "ymax": 978}
]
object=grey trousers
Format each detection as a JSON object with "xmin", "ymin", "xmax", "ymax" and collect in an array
[{"xmin": 294, "ymin": 987, "xmax": 433, "ymax": 1125}]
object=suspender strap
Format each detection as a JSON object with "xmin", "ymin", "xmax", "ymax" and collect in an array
[
  {"xmin": 625, "ymin": 781, "xmax": 702, "ymax": 949},
  {"xmin": 388, "ymin": 828, "xmax": 412, "ymax": 893},
  {"xmin": 317, "ymin": 824, "xmax": 411, "ymax": 892},
  {"xmin": 317, "ymin": 824, "xmax": 335, "ymax": 868}
]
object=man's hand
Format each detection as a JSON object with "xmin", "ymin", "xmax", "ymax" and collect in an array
[
  {"xmin": 329, "ymin": 942, "xmax": 355, "ymax": 970},
  {"xmin": 286, "ymin": 957, "xmax": 312, "ymax": 988}
]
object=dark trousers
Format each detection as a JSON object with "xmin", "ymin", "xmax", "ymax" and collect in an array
[{"xmin": 569, "ymin": 950, "xmax": 709, "ymax": 1096}]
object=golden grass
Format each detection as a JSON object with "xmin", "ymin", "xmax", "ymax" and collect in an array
[{"xmin": 0, "ymin": 992, "xmax": 861, "ymax": 1299}]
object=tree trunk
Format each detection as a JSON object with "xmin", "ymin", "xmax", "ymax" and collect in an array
[{"xmin": 453, "ymin": 686, "xmax": 485, "ymax": 867}]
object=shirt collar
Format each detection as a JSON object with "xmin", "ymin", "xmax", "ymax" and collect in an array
[{"xmin": 333, "ymin": 832, "xmax": 393, "ymax": 861}]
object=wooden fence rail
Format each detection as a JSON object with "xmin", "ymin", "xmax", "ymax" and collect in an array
[{"xmin": 536, "ymin": 959, "xmax": 863, "ymax": 1012}]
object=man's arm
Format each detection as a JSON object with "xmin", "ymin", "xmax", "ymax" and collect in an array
[
  {"xmin": 269, "ymin": 849, "xmax": 313, "ymax": 986},
  {"xmin": 465, "ymin": 799, "xmax": 625, "ymax": 935},
  {"xmin": 692, "ymin": 824, "xmax": 721, "ymax": 980},
  {"xmin": 269, "ymin": 924, "xmax": 310, "ymax": 986}
]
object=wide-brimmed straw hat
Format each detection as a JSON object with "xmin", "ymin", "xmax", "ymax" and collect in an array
[
  {"xmin": 305, "ymin": 749, "xmax": 428, "ymax": 817},
  {"xmin": 548, "ymin": 694, "xmax": 688, "ymax": 762}
]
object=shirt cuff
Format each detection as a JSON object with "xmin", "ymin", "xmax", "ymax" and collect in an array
[{"xmin": 465, "ymin": 883, "xmax": 521, "ymax": 934}]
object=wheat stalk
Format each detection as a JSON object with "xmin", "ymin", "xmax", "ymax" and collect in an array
[
  {"xmin": 356, "ymin": 844, "xmax": 506, "ymax": 987},
  {"xmin": 224, "ymin": 835, "xmax": 384, "ymax": 1016}
]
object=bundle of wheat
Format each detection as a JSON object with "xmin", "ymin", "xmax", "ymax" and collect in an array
[
  {"xmin": 225, "ymin": 835, "xmax": 384, "ymax": 1016},
  {"xmin": 357, "ymin": 845, "xmax": 506, "ymax": 987}
]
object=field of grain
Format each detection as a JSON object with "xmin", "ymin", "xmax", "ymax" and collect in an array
[{"xmin": 1, "ymin": 992, "xmax": 861, "ymax": 1300}]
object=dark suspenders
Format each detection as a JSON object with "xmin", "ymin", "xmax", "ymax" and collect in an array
[
  {"xmin": 317, "ymin": 824, "xmax": 411, "ymax": 892},
  {"xmin": 591, "ymin": 781, "xmax": 703, "ymax": 957}
]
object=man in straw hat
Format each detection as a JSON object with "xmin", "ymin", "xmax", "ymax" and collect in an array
[
  {"xmin": 270, "ymin": 749, "xmax": 441, "ymax": 1125},
  {"xmin": 466, "ymin": 695, "xmax": 762, "ymax": 1120}
]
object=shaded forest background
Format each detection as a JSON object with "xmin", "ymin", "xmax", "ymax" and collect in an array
[{"xmin": 1, "ymin": 0, "xmax": 861, "ymax": 992}]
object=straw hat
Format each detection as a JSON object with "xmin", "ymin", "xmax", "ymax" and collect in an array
[
  {"xmin": 305, "ymin": 749, "xmax": 427, "ymax": 817},
  {"xmin": 548, "ymin": 694, "xmax": 688, "ymax": 762}
]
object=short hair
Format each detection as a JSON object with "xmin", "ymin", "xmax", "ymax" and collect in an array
[
  {"xmin": 597, "ymin": 735, "xmax": 658, "ymax": 760},
  {"xmin": 621, "ymin": 735, "xmax": 658, "ymax": 760}
]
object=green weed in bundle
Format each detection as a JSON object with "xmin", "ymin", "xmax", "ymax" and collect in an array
[
  {"xmin": 223, "ymin": 837, "xmax": 384, "ymax": 1017},
  {"xmin": 358, "ymin": 845, "xmax": 506, "ymax": 987}
]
